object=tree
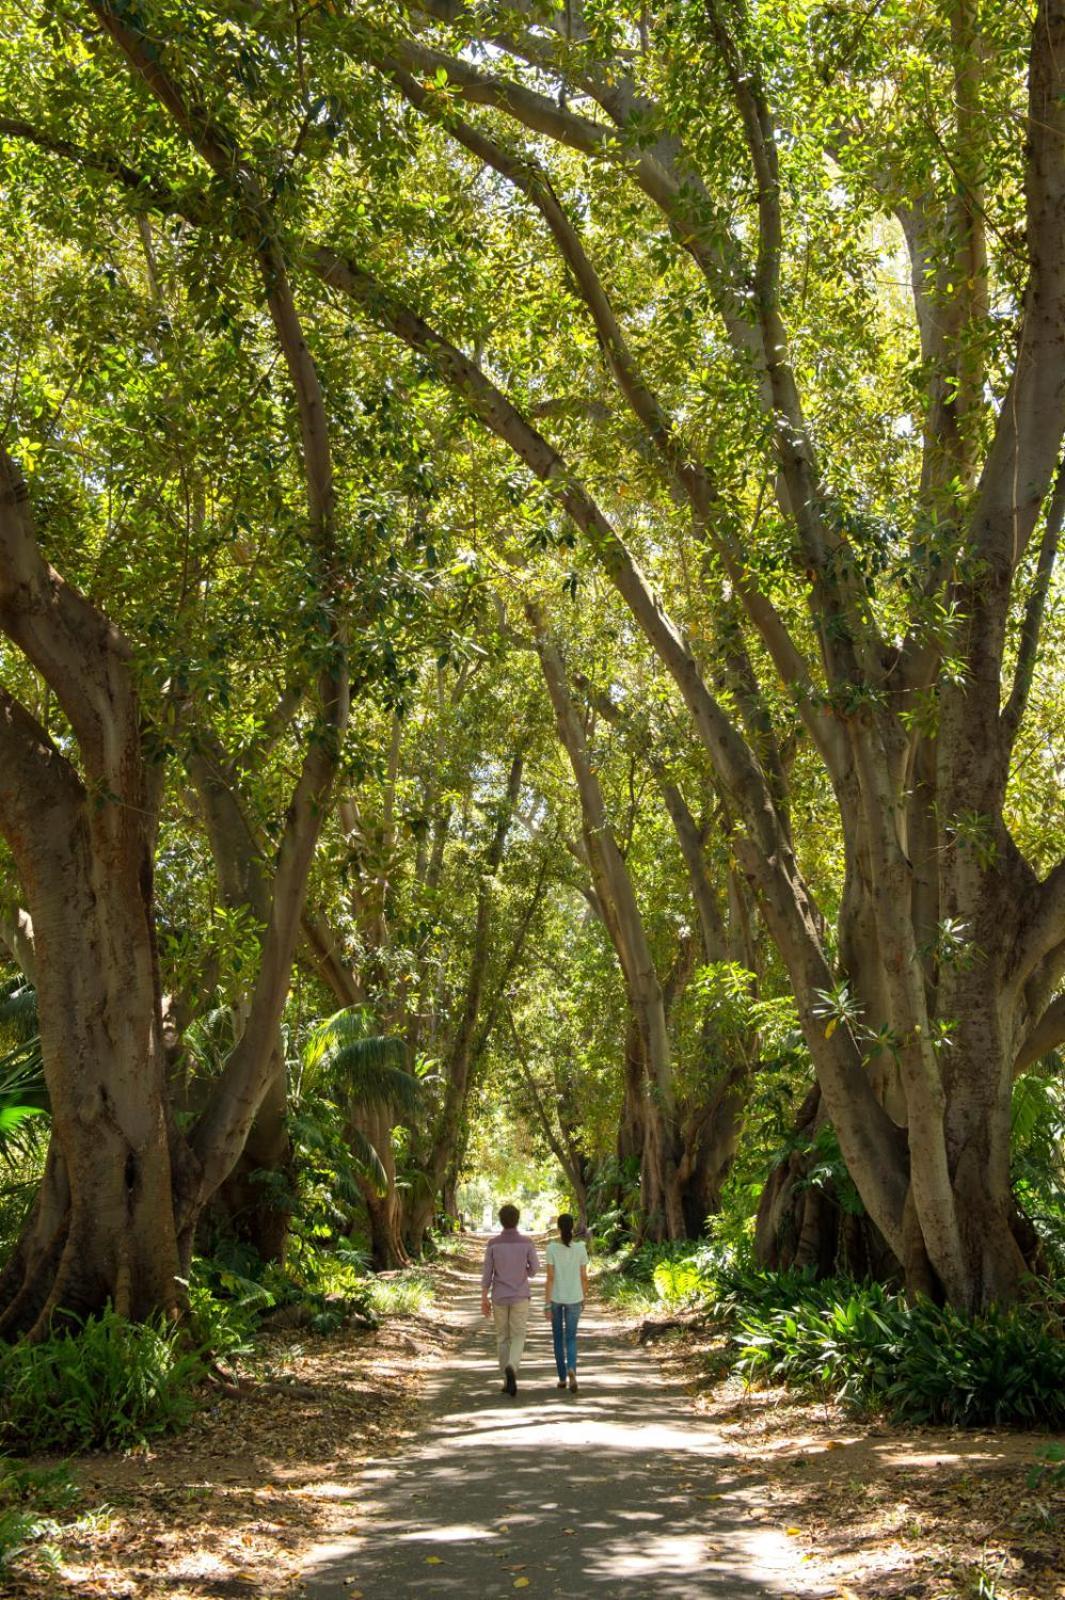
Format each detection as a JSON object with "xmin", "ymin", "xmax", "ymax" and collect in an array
[
  {"xmin": 312, "ymin": 0, "xmax": 1065, "ymax": 1306},
  {"xmin": 2, "ymin": 0, "xmax": 1064, "ymax": 1310}
]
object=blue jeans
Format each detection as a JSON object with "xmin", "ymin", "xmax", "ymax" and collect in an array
[{"xmin": 550, "ymin": 1301, "xmax": 582, "ymax": 1379}]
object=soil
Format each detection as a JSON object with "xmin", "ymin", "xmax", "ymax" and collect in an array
[
  {"xmin": 4, "ymin": 1246, "xmax": 1063, "ymax": 1599},
  {"xmin": 3, "ymin": 1284, "xmax": 458, "ymax": 1600},
  {"xmin": 642, "ymin": 1317, "xmax": 1065, "ymax": 1600}
]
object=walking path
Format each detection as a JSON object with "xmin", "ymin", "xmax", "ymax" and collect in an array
[{"xmin": 302, "ymin": 1242, "xmax": 827, "ymax": 1599}]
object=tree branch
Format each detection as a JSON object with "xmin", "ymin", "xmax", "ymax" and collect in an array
[
  {"xmin": 0, "ymin": 445, "xmax": 140, "ymax": 785},
  {"xmin": 1013, "ymin": 991, "xmax": 1065, "ymax": 1076},
  {"xmin": 1002, "ymin": 454, "xmax": 1064, "ymax": 748}
]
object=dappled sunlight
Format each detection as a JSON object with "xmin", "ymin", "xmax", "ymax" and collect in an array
[{"xmin": 302, "ymin": 1252, "xmax": 826, "ymax": 1598}]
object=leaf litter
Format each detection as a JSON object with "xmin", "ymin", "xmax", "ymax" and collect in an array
[
  {"xmin": 3, "ymin": 1310, "xmax": 453, "ymax": 1600},
  {"xmin": 641, "ymin": 1319, "xmax": 1065, "ymax": 1600}
]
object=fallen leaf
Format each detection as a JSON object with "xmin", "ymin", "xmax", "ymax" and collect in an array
[
  {"xmin": 785, "ymin": 1526, "xmax": 803, "ymax": 1536},
  {"xmin": 425, "ymin": 1555, "xmax": 443, "ymax": 1564},
  {"xmin": 514, "ymin": 1580, "xmax": 530, "ymax": 1590}
]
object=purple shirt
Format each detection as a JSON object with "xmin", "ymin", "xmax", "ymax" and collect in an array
[{"xmin": 481, "ymin": 1229, "xmax": 539, "ymax": 1304}]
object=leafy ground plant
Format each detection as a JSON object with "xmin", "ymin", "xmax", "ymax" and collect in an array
[
  {"xmin": 0, "ymin": 1457, "xmax": 79, "ymax": 1577},
  {"xmin": 365, "ymin": 1268, "xmax": 434, "ymax": 1317},
  {"xmin": 612, "ymin": 1250, "xmax": 1065, "ymax": 1429},
  {"xmin": 725, "ymin": 1272, "xmax": 1065, "ymax": 1427},
  {"xmin": 0, "ymin": 1307, "xmax": 205, "ymax": 1453}
]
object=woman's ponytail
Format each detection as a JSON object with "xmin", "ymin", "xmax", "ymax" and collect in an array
[{"xmin": 558, "ymin": 1213, "xmax": 574, "ymax": 1247}]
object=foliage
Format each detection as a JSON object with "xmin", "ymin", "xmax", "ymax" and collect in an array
[
  {"xmin": 652, "ymin": 1255, "xmax": 712, "ymax": 1307},
  {"xmin": 0, "ymin": 1457, "xmax": 77, "ymax": 1577},
  {"xmin": 1012, "ymin": 1066, "xmax": 1065, "ymax": 1271},
  {"xmin": 0, "ymin": 979, "xmax": 47, "ymax": 1166},
  {"xmin": 0, "ymin": 1309, "xmax": 205, "ymax": 1453},
  {"xmin": 365, "ymin": 1269, "xmax": 434, "ymax": 1317},
  {"xmin": 596, "ymin": 1239, "xmax": 716, "ymax": 1312},
  {"xmin": 0, "ymin": 0, "xmax": 1062, "ymax": 1367},
  {"xmin": 302, "ymin": 1010, "xmax": 414, "ymax": 1110},
  {"xmin": 715, "ymin": 1268, "xmax": 1065, "ymax": 1428},
  {"xmin": 605, "ymin": 1245, "xmax": 1065, "ymax": 1428},
  {"xmin": 192, "ymin": 1236, "xmax": 377, "ymax": 1338},
  {"xmin": 729, "ymin": 1275, "xmax": 1065, "ymax": 1428}
]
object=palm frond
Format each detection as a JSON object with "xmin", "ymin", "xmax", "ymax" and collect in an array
[
  {"xmin": 0, "ymin": 1103, "xmax": 46, "ymax": 1137},
  {"xmin": 331, "ymin": 1043, "xmax": 419, "ymax": 1113},
  {"xmin": 346, "ymin": 1125, "xmax": 389, "ymax": 1198},
  {"xmin": 0, "ymin": 1036, "xmax": 46, "ymax": 1103},
  {"xmin": 1013, "ymin": 1072, "xmax": 1065, "ymax": 1142},
  {"xmin": 302, "ymin": 1010, "xmax": 417, "ymax": 1112},
  {"xmin": 0, "ymin": 979, "xmax": 38, "ymax": 1042},
  {"xmin": 0, "ymin": 1037, "xmax": 50, "ymax": 1165},
  {"xmin": 183, "ymin": 1003, "xmax": 238, "ymax": 1075},
  {"xmin": 303, "ymin": 1006, "xmax": 376, "ymax": 1072}
]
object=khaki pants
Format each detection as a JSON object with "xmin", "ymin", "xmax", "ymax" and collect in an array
[{"xmin": 492, "ymin": 1299, "xmax": 531, "ymax": 1374}]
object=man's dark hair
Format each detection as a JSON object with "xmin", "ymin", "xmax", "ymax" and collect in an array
[{"xmin": 499, "ymin": 1203, "xmax": 520, "ymax": 1229}]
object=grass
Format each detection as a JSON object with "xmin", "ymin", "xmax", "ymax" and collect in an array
[{"xmin": 366, "ymin": 1268, "xmax": 434, "ymax": 1316}]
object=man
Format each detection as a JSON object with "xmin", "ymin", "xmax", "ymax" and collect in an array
[{"xmin": 481, "ymin": 1202, "xmax": 539, "ymax": 1396}]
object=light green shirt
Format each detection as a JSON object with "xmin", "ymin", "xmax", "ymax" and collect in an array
[{"xmin": 545, "ymin": 1238, "xmax": 588, "ymax": 1304}]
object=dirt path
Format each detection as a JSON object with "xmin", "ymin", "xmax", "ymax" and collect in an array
[{"xmin": 300, "ymin": 1241, "xmax": 827, "ymax": 1600}]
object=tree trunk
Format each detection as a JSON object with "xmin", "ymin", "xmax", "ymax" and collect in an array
[
  {"xmin": 0, "ymin": 690, "xmax": 183, "ymax": 1334},
  {"xmin": 403, "ymin": 749, "xmax": 526, "ymax": 1254},
  {"xmin": 188, "ymin": 740, "xmax": 294, "ymax": 1263},
  {"xmin": 356, "ymin": 1101, "xmax": 410, "ymax": 1270},
  {"xmin": 209, "ymin": 1054, "xmax": 293, "ymax": 1263},
  {"xmin": 528, "ymin": 603, "xmax": 686, "ymax": 1239},
  {"xmin": 754, "ymin": 1087, "xmax": 898, "ymax": 1281},
  {"xmin": 0, "ymin": 104, "xmax": 347, "ymax": 1321}
]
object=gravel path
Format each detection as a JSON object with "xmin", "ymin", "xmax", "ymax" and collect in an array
[{"xmin": 301, "ymin": 1242, "xmax": 828, "ymax": 1599}]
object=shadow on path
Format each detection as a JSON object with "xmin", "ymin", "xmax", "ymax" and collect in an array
[{"xmin": 302, "ymin": 1244, "xmax": 827, "ymax": 1599}]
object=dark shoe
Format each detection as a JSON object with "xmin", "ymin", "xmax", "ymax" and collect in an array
[
  {"xmin": 556, "ymin": 1379, "xmax": 567, "ymax": 1389},
  {"xmin": 567, "ymin": 1370, "xmax": 578, "ymax": 1394},
  {"xmin": 505, "ymin": 1364, "xmax": 517, "ymax": 1396}
]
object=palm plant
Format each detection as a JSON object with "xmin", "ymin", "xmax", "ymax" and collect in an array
[
  {"xmin": 0, "ymin": 979, "xmax": 47, "ymax": 1165},
  {"xmin": 299, "ymin": 1008, "xmax": 418, "ymax": 1195}
]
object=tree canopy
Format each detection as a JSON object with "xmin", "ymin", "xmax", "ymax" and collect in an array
[{"xmin": 1, "ymin": 0, "xmax": 1063, "ymax": 1333}]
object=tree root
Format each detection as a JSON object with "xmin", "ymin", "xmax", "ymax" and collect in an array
[
  {"xmin": 206, "ymin": 1361, "xmax": 317, "ymax": 1401},
  {"xmin": 637, "ymin": 1315, "xmax": 710, "ymax": 1344}
]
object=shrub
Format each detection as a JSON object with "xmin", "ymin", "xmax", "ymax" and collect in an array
[
  {"xmin": 191, "ymin": 1236, "xmax": 388, "ymax": 1340},
  {"xmin": 0, "ymin": 1308, "xmax": 205, "ymax": 1453},
  {"xmin": 606, "ymin": 1248, "xmax": 1065, "ymax": 1429},
  {"xmin": 652, "ymin": 1256, "xmax": 715, "ymax": 1307},
  {"xmin": 726, "ymin": 1272, "xmax": 1065, "ymax": 1428}
]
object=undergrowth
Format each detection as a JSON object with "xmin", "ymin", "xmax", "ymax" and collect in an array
[
  {"xmin": 0, "ymin": 1309, "xmax": 204, "ymax": 1453},
  {"xmin": 610, "ymin": 1244, "xmax": 1065, "ymax": 1429},
  {"xmin": 193, "ymin": 1233, "xmax": 434, "ymax": 1337},
  {"xmin": 366, "ymin": 1269, "xmax": 434, "ymax": 1316},
  {"xmin": 0, "ymin": 1457, "xmax": 81, "ymax": 1577},
  {"xmin": 0, "ymin": 1240, "xmax": 434, "ymax": 1458}
]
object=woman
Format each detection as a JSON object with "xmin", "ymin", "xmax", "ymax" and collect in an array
[{"xmin": 543, "ymin": 1213, "xmax": 589, "ymax": 1393}]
